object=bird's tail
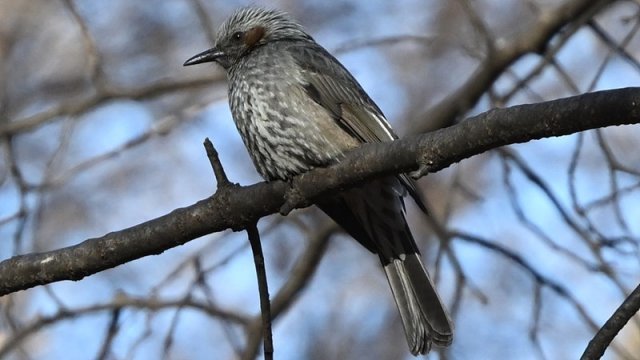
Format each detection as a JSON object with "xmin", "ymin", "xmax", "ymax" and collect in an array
[
  {"xmin": 383, "ymin": 253, "xmax": 453, "ymax": 355},
  {"xmin": 317, "ymin": 177, "xmax": 453, "ymax": 354}
]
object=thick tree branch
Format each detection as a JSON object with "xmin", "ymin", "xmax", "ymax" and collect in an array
[{"xmin": 0, "ymin": 87, "xmax": 639, "ymax": 295}]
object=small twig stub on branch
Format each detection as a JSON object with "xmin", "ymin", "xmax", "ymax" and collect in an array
[{"xmin": 204, "ymin": 137, "xmax": 232, "ymax": 188}]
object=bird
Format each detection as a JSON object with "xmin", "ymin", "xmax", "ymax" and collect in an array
[{"xmin": 184, "ymin": 7, "xmax": 453, "ymax": 355}]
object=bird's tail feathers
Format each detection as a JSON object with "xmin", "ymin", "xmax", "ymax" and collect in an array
[{"xmin": 384, "ymin": 253, "xmax": 453, "ymax": 355}]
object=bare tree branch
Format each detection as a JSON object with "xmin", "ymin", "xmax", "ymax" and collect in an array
[
  {"xmin": 246, "ymin": 223, "xmax": 273, "ymax": 360},
  {"xmin": 420, "ymin": 0, "xmax": 615, "ymax": 131},
  {"xmin": 581, "ymin": 283, "xmax": 640, "ymax": 360},
  {"xmin": 0, "ymin": 294, "xmax": 248, "ymax": 357},
  {"xmin": 0, "ymin": 87, "xmax": 639, "ymax": 296},
  {"xmin": 242, "ymin": 221, "xmax": 336, "ymax": 360},
  {"xmin": 0, "ymin": 78, "xmax": 223, "ymax": 137}
]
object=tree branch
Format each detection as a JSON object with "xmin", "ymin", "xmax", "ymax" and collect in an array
[
  {"xmin": 581, "ymin": 282, "xmax": 640, "ymax": 359},
  {"xmin": 246, "ymin": 224, "xmax": 273, "ymax": 360},
  {"xmin": 0, "ymin": 87, "xmax": 639, "ymax": 295},
  {"xmin": 0, "ymin": 78, "xmax": 223, "ymax": 137},
  {"xmin": 0, "ymin": 294, "xmax": 248, "ymax": 358},
  {"xmin": 241, "ymin": 221, "xmax": 336, "ymax": 360},
  {"xmin": 419, "ymin": 0, "xmax": 614, "ymax": 131},
  {"xmin": 204, "ymin": 137, "xmax": 232, "ymax": 188}
]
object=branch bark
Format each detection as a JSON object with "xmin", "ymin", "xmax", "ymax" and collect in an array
[{"xmin": 0, "ymin": 87, "xmax": 639, "ymax": 295}]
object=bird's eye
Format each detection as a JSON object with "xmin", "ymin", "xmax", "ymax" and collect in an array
[{"xmin": 232, "ymin": 31, "xmax": 243, "ymax": 41}]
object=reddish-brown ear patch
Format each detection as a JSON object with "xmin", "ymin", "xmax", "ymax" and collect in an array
[{"xmin": 243, "ymin": 26, "xmax": 266, "ymax": 48}]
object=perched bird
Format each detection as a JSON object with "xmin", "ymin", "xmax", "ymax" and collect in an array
[{"xmin": 184, "ymin": 7, "xmax": 453, "ymax": 355}]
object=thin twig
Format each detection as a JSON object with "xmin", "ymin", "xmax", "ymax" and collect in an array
[
  {"xmin": 95, "ymin": 308, "xmax": 121, "ymax": 360},
  {"xmin": 581, "ymin": 283, "xmax": 640, "ymax": 360},
  {"xmin": 203, "ymin": 137, "xmax": 273, "ymax": 356},
  {"xmin": 204, "ymin": 137, "xmax": 231, "ymax": 188},
  {"xmin": 0, "ymin": 77, "xmax": 223, "ymax": 137},
  {"xmin": 61, "ymin": 0, "xmax": 106, "ymax": 86},
  {"xmin": 0, "ymin": 295, "xmax": 248, "ymax": 358},
  {"xmin": 246, "ymin": 223, "xmax": 273, "ymax": 360},
  {"xmin": 242, "ymin": 221, "xmax": 336, "ymax": 360},
  {"xmin": 189, "ymin": 0, "xmax": 217, "ymax": 44}
]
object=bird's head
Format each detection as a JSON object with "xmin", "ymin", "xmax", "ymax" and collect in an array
[{"xmin": 184, "ymin": 7, "xmax": 312, "ymax": 69}]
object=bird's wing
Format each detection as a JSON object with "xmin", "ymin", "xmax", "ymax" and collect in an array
[
  {"xmin": 292, "ymin": 43, "xmax": 395, "ymax": 143},
  {"xmin": 290, "ymin": 42, "xmax": 426, "ymax": 211}
]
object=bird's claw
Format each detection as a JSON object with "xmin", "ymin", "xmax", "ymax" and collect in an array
[{"xmin": 410, "ymin": 161, "xmax": 432, "ymax": 179}]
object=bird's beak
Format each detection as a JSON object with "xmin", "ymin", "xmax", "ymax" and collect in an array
[{"xmin": 183, "ymin": 47, "xmax": 225, "ymax": 66}]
